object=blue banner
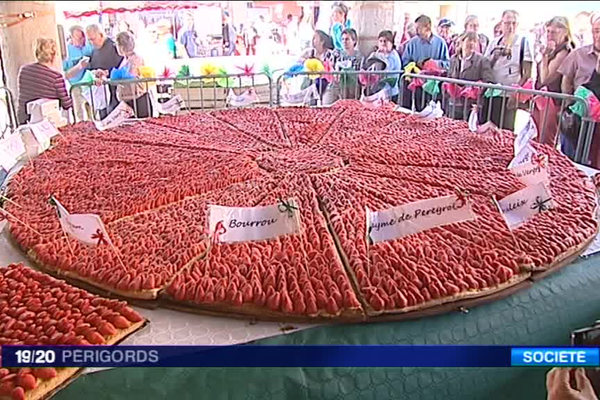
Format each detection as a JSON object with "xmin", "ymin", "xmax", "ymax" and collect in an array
[{"xmin": 1, "ymin": 345, "xmax": 598, "ymax": 368}]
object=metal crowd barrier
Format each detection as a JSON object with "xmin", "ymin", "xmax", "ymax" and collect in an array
[
  {"xmin": 275, "ymin": 70, "xmax": 403, "ymax": 106},
  {"xmin": 68, "ymin": 72, "xmax": 274, "ymax": 123},
  {"xmin": 0, "ymin": 87, "xmax": 17, "ymax": 139},
  {"xmin": 399, "ymin": 73, "xmax": 595, "ymax": 165}
]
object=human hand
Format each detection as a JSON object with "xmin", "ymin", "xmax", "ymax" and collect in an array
[
  {"xmin": 92, "ymin": 69, "xmax": 108, "ymax": 79},
  {"xmin": 544, "ymin": 40, "xmax": 557, "ymax": 55},
  {"xmin": 491, "ymin": 46, "xmax": 504, "ymax": 60},
  {"xmin": 76, "ymin": 57, "xmax": 90, "ymax": 69},
  {"xmin": 416, "ymin": 58, "xmax": 431, "ymax": 69},
  {"xmin": 547, "ymin": 368, "xmax": 599, "ymax": 400}
]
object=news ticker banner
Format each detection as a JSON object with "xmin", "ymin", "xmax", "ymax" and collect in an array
[{"xmin": 1, "ymin": 346, "xmax": 598, "ymax": 368}]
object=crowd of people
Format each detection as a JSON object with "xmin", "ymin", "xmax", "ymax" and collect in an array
[
  {"xmin": 287, "ymin": 6, "xmax": 600, "ymax": 168},
  {"xmin": 11, "ymin": 4, "xmax": 600, "ymax": 167}
]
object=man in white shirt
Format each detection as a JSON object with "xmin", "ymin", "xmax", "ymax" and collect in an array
[{"xmin": 483, "ymin": 10, "xmax": 535, "ymax": 131}]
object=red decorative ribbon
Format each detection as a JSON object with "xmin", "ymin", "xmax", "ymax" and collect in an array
[
  {"xmin": 407, "ymin": 77, "xmax": 425, "ymax": 91},
  {"xmin": 91, "ymin": 228, "xmax": 109, "ymax": 246},
  {"xmin": 454, "ymin": 189, "xmax": 471, "ymax": 208},
  {"xmin": 442, "ymin": 82, "xmax": 461, "ymax": 99},
  {"xmin": 209, "ymin": 220, "xmax": 227, "ymax": 244},
  {"xmin": 512, "ymin": 79, "xmax": 534, "ymax": 103},
  {"xmin": 459, "ymin": 86, "xmax": 482, "ymax": 100},
  {"xmin": 532, "ymin": 154, "xmax": 548, "ymax": 168}
]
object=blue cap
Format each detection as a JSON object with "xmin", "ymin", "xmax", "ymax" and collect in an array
[{"xmin": 438, "ymin": 18, "xmax": 454, "ymax": 28}]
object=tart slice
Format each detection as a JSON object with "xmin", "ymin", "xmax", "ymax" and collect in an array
[
  {"xmin": 165, "ymin": 175, "xmax": 364, "ymax": 320},
  {"xmin": 0, "ymin": 263, "xmax": 145, "ymax": 400}
]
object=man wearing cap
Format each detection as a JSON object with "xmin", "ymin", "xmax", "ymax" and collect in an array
[
  {"xmin": 401, "ymin": 15, "xmax": 450, "ymax": 70},
  {"xmin": 437, "ymin": 18, "xmax": 456, "ymax": 54},
  {"xmin": 63, "ymin": 26, "xmax": 93, "ymax": 121}
]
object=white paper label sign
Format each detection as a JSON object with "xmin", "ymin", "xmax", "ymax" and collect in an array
[
  {"xmin": 29, "ymin": 120, "xmax": 59, "ymax": 150},
  {"xmin": 508, "ymin": 143, "xmax": 537, "ymax": 169},
  {"xmin": 281, "ymin": 85, "xmax": 318, "ymax": 105},
  {"xmin": 509, "ymin": 155, "xmax": 549, "ymax": 186},
  {"xmin": 0, "ymin": 134, "xmax": 25, "ymax": 171},
  {"xmin": 360, "ymin": 88, "xmax": 389, "ymax": 108},
  {"xmin": 366, "ymin": 194, "xmax": 477, "ymax": 244},
  {"xmin": 514, "ymin": 117, "xmax": 538, "ymax": 156},
  {"xmin": 208, "ymin": 198, "xmax": 301, "ymax": 244},
  {"xmin": 496, "ymin": 182, "xmax": 554, "ymax": 230},
  {"xmin": 227, "ymin": 89, "xmax": 259, "ymax": 107},
  {"xmin": 51, "ymin": 197, "xmax": 111, "ymax": 246},
  {"xmin": 160, "ymin": 95, "xmax": 185, "ymax": 114},
  {"xmin": 94, "ymin": 102, "xmax": 134, "ymax": 131},
  {"xmin": 468, "ymin": 108, "xmax": 478, "ymax": 132}
]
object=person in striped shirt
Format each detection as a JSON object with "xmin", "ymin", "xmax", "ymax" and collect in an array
[{"xmin": 17, "ymin": 38, "xmax": 73, "ymax": 125}]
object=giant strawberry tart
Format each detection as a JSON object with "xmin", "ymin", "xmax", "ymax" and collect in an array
[{"xmin": 4, "ymin": 101, "xmax": 598, "ymax": 321}]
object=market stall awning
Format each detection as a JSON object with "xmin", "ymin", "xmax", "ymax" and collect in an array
[{"xmin": 64, "ymin": 1, "xmax": 221, "ymax": 19}]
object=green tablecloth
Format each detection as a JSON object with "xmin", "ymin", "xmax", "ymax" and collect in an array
[{"xmin": 57, "ymin": 254, "xmax": 600, "ymax": 400}]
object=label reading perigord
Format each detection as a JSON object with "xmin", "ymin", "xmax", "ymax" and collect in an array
[{"xmin": 366, "ymin": 194, "xmax": 477, "ymax": 244}]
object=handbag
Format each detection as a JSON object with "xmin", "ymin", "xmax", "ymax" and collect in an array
[{"xmin": 559, "ymin": 108, "xmax": 581, "ymax": 142}]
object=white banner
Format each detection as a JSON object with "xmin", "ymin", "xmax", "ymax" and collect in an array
[
  {"xmin": 227, "ymin": 89, "xmax": 259, "ymax": 107},
  {"xmin": 514, "ymin": 117, "xmax": 538, "ymax": 156},
  {"xmin": 508, "ymin": 143, "xmax": 538, "ymax": 169},
  {"xmin": 208, "ymin": 198, "xmax": 301, "ymax": 244},
  {"xmin": 496, "ymin": 182, "xmax": 554, "ymax": 230},
  {"xmin": 51, "ymin": 197, "xmax": 112, "ymax": 247},
  {"xmin": 366, "ymin": 194, "xmax": 477, "ymax": 244},
  {"xmin": 509, "ymin": 155, "xmax": 549, "ymax": 186},
  {"xmin": 0, "ymin": 134, "xmax": 25, "ymax": 172},
  {"xmin": 159, "ymin": 95, "xmax": 185, "ymax": 115},
  {"xmin": 360, "ymin": 89, "xmax": 389, "ymax": 108},
  {"xmin": 281, "ymin": 85, "xmax": 319, "ymax": 106},
  {"xmin": 94, "ymin": 102, "xmax": 134, "ymax": 131}
]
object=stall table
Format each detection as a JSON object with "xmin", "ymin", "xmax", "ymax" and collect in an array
[{"xmin": 54, "ymin": 253, "xmax": 600, "ymax": 400}]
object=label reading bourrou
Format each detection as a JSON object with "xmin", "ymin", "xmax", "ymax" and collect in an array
[
  {"xmin": 208, "ymin": 198, "xmax": 301, "ymax": 244},
  {"xmin": 366, "ymin": 194, "xmax": 476, "ymax": 244},
  {"xmin": 496, "ymin": 182, "xmax": 554, "ymax": 230}
]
